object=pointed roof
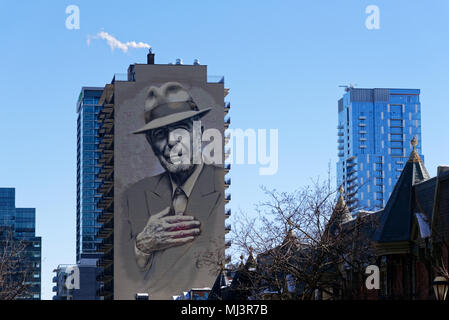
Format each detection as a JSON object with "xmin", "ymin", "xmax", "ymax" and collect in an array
[
  {"xmin": 324, "ymin": 186, "xmax": 353, "ymax": 237},
  {"xmin": 281, "ymin": 219, "xmax": 298, "ymax": 248},
  {"xmin": 221, "ymin": 251, "xmax": 258, "ymax": 300},
  {"xmin": 374, "ymin": 138, "xmax": 430, "ymax": 245},
  {"xmin": 334, "ymin": 185, "xmax": 353, "ymax": 224},
  {"xmin": 245, "ymin": 247, "xmax": 257, "ymax": 271},
  {"xmin": 208, "ymin": 265, "xmax": 230, "ymax": 300}
]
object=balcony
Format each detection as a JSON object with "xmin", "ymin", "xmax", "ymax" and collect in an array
[
  {"xmin": 347, "ymin": 190, "xmax": 357, "ymax": 198},
  {"xmin": 98, "ymin": 181, "xmax": 113, "ymax": 194},
  {"xmin": 225, "ymin": 240, "xmax": 232, "ymax": 248},
  {"xmin": 338, "ymin": 131, "xmax": 344, "ymax": 137},
  {"xmin": 224, "ymin": 133, "xmax": 231, "ymax": 145},
  {"xmin": 225, "ymin": 225, "xmax": 231, "ymax": 234},
  {"xmin": 224, "ymin": 102, "xmax": 230, "ymax": 115},
  {"xmin": 98, "ymin": 166, "xmax": 114, "ymax": 179},
  {"xmin": 98, "ymin": 197, "xmax": 113, "ymax": 209},
  {"xmin": 97, "ymin": 227, "xmax": 113, "ymax": 239},
  {"xmin": 99, "ymin": 241, "xmax": 113, "ymax": 254},
  {"xmin": 225, "ymin": 178, "xmax": 231, "ymax": 189},
  {"xmin": 98, "ymin": 150, "xmax": 114, "ymax": 164},
  {"xmin": 337, "ymin": 138, "xmax": 344, "ymax": 144},
  {"xmin": 225, "ymin": 194, "xmax": 231, "ymax": 204},
  {"xmin": 224, "ymin": 149, "xmax": 231, "ymax": 161},
  {"xmin": 224, "ymin": 117, "xmax": 231, "ymax": 129},
  {"xmin": 225, "ymin": 209, "xmax": 231, "ymax": 218},
  {"xmin": 98, "ymin": 258, "xmax": 113, "ymax": 268},
  {"xmin": 346, "ymin": 162, "xmax": 357, "ymax": 168},
  {"xmin": 347, "ymin": 183, "xmax": 358, "ymax": 191},
  {"xmin": 97, "ymin": 211, "xmax": 113, "ymax": 224},
  {"xmin": 338, "ymin": 152, "xmax": 344, "ymax": 158},
  {"xmin": 346, "ymin": 198, "xmax": 358, "ymax": 205},
  {"xmin": 224, "ymin": 164, "xmax": 231, "ymax": 174}
]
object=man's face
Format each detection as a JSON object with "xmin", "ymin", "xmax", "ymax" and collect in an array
[{"xmin": 146, "ymin": 119, "xmax": 195, "ymax": 174}]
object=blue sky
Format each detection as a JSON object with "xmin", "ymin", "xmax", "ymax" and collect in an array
[{"xmin": 0, "ymin": 1, "xmax": 448, "ymax": 300}]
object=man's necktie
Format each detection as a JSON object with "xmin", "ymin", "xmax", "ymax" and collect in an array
[{"xmin": 173, "ymin": 187, "xmax": 188, "ymax": 215}]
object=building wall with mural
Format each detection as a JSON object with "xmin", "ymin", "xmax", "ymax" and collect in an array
[{"xmin": 111, "ymin": 62, "xmax": 226, "ymax": 299}]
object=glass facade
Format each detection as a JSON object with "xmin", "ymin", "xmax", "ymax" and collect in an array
[
  {"xmin": 76, "ymin": 87, "xmax": 104, "ymax": 262},
  {"xmin": 0, "ymin": 188, "xmax": 41, "ymax": 300},
  {"xmin": 337, "ymin": 88, "xmax": 423, "ymax": 213}
]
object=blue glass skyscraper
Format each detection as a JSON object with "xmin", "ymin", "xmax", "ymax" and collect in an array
[
  {"xmin": 76, "ymin": 87, "xmax": 104, "ymax": 263},
  {"xmin": 336, "ymin": 87, "xmax": 423, "ymax": 213},
  {"xmin": 0, "ymin": 188, "xmax": 41, "ymax": 300}
]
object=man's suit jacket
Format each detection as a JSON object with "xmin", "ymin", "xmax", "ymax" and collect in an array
[{"xmin": 118, "ymin": 164, "xmax": 225, "ymax": 299}]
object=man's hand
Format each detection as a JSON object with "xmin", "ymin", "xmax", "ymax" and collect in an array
[{"xmin": 135, "ymin": 207, "xmax": 201, "ymax": 254}]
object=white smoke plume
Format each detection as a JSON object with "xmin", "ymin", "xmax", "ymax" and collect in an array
[{"xmin": 87, "ymin": 31, "xmax": 151, "ymax": 53}]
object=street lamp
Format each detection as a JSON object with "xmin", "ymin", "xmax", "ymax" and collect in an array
[{"xmin": 432, "ymin": 276, "xmax": 449, "ymax": 301}]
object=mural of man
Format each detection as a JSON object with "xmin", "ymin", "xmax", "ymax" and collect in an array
[{"xmin": 121, "ymin": 82, "xmax": 224, "ymax": 299}]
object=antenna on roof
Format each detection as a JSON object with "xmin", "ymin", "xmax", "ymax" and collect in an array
[{"xmin": 338, "ymin": 83, "xmax": 357, "ymax": 92}]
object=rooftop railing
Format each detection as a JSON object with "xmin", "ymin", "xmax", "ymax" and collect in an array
[{"xmin": 207, "ymin": 75, "xmax": 225, "ymax": 83}]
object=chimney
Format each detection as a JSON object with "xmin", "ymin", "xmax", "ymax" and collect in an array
[{"xmin": 147, "ymin": 48, "xmax": 155, "ymax": 64}]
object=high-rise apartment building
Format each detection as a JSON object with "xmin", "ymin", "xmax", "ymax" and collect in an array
[
  {"xmin": 336, "ymin": 87, "xmax": 423, "ymax": 213},
  {"xmin": 74, "ymin": 87, "xmax": 105, "ymax": 300},
  {"xmin": 0, "ymin": 188, "xmax": 41, "ymax": 300},
  {"xmin": 93, "ymin": 51, "xmax": 230, "ymax": 299},
  {"xmin": 76, "ymin": 87, "xmax": 104, "ymax": 262}
]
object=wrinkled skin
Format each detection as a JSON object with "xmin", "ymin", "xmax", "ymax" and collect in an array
[{"xmin": 136, "ymin": 207, "xmax": 201, "ymax": 254}]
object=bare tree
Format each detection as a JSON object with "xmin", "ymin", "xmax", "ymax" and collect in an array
[
  {"xmin": 229, "ymin": 177, "xmax": 379, "ymax": 300},
  {"xmin": 0, "ymin": 230, "xmax": 33, "ymax": 300}
]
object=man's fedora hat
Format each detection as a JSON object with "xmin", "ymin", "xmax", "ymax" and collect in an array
[{"xmin": 133, "ymin": 82, "xmax": 211, "ymax": 134}]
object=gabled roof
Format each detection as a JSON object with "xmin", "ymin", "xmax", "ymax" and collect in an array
[
  {"xmin": 374, "ymin": 142, "xmax": 430, "ymax": 244},
  {"xmin": 208, "ymin": 267, "xmax": 230, "ymax": 300}
]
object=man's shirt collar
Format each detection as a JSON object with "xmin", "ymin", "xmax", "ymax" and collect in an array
[{"xmin": 169, "ymin": 163, "xmax": 204, "ymax": 198}]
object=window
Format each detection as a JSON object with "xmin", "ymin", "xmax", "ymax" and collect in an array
[
  {"xmin": 390, "ymin": 120, "xmax": 402, "ymax": 127},
  {"xmin": 390, "ymin": 105, "xmax": 402, "ymax": 119},
  {"xmin": 391, "ymin": 141, "xmax": 403, "ymax": 148}
]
